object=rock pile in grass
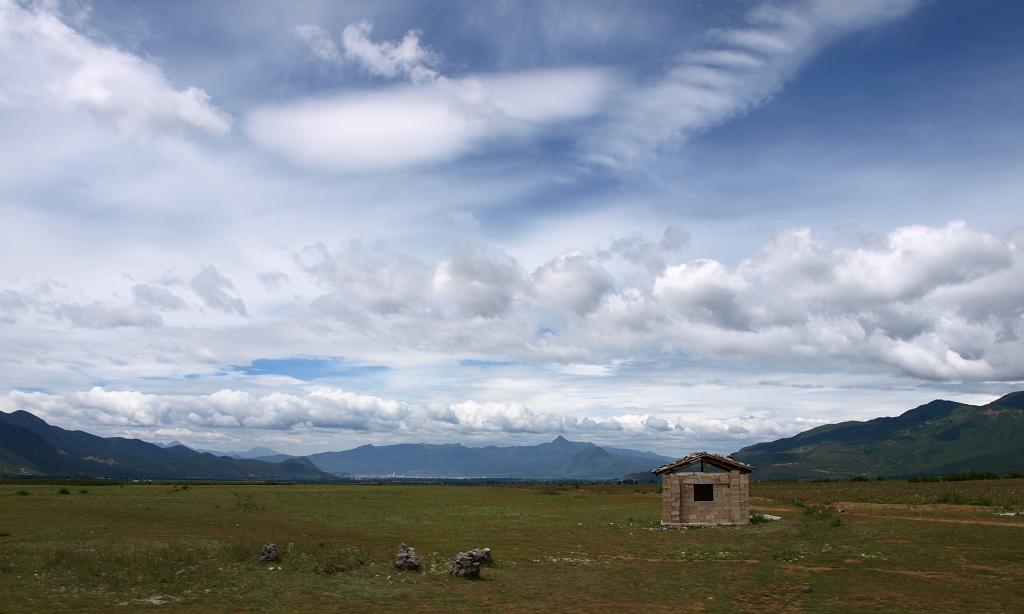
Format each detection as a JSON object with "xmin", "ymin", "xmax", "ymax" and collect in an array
[
  {"xmin": 450, "ymin": 547, "xmax": 492, "ymax": 578},
  {"xmin": 394, "ymin": 543, "xmax": 422, "ymax": 571},
  {"xmin": 466, "ymin": 547, "xmax": 492, "ymax": 566},
  {"xmin": 450, "ymin": 551, "xmax": 481, "ymax": 578},
  {"xmin": 258, "ymin": 543, "xmax": 281, "ymax": 563}
]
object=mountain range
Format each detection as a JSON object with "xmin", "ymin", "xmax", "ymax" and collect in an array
[
  {"xmin": 0, "ymin": 410, "xmax": 325, "ymax": 481},
  {"xmin": 5, "ymin": 391, "xmax": 1023, "ymax": 481},
  {"xmin": 305, "ymin": 436, "xmax": 672, "ymax": 479},
  {"xmin": 0, "ymin": 410, "xmax": 672, "ymax": 480},
  {"xmin": 732, "ymin": 391, "xmax": 1024, "ymax": 479}
]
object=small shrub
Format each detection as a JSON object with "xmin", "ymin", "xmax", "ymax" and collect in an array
[
  {"xmin": 14, "ymin": 490, "xmax": 30, "ymax": 496},
  {"xmin": 79, "ymin": 489, "xmax": 89, "ymax": 494},
  {"xmin": 58, "ymin": 488, "xmax": 71, "ymax": 495},
  {"xmin": 849, "ymin": 475, "xmax": 869, "ymax": 482}
]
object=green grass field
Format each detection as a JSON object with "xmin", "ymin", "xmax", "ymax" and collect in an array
[{"xmin": 1, "ymin": 480, "xmax": 1022, "ymax": 612}]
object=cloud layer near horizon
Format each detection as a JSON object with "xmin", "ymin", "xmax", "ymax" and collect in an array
[{"xmin": 0, "ymin": 385, "xmax": 807, "ymax": 450}]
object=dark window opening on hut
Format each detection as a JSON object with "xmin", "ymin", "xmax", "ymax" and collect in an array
[{"xmin": 693, "ymin": 483, "xmax": 714, "ymax": 501}]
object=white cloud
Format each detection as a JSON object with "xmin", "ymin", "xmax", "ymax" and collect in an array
[
  {"xmin": 3, "ymin": 222, "xmax": 1021, "ymax": 388},
  {"xmin": 341, "ymin": 20, "xmax": 440, "ymax": 84},
  {"xmin": 132, "ymin": 284, "xmax": 186, "ymax": 311},
  {"xmin": 190, "ymin": 265, "xmax": 247, "ymax": 316},
  {"xmin": 296, "ymin": 19, "xmax": 442, "ymax": 84},
  {"xmin": 533, "ymin": 252, "xmax": 614, "ymax": 316},
  {"xmin": 584, "ymin": 0, "xmax": 919, "ymax": 167},
  {"xmin": 0, "ymin": 386, "xmax": 799, "ymax": 446},
  {"xmin": 0, "ymin": 1, "xmax": 230, "ymax": 137},
  {"xmin": 433, "ymin": 243, "xmax": 528, "ymax": 318},
  {"xmin": 0, "ymin": 289, "xmax": 28, "ymax": 324},
  {"xmin": 599, "ymin": 226, "xmax": 690, "ymax": 272},
  {"xmin": 294, "ymin": 24, "xmax": 342, "ymax": 64},
  {"xmin": 299, "ymin": 241, "xmax": 432, "ymax": 316},
  {"xmin": 1, "ymin": 386, "xmax": 407, "ymax": 431},
  {"xmin": 53, "ymin": 300, "xmax": 162, "ymax": 329},
  {"xmin": 247, "ymin": 67, "xmax": 619, "ymax": 171}
]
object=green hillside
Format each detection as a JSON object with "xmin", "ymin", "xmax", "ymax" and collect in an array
[
  {"xmin": 0, "ymin": 410, "xmax": 327, "ymax": 481},
  {"xmin": 732, "ymin": 392, "xmax": 1024, "ymax": 479}
]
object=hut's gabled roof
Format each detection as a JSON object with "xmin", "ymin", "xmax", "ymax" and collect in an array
[{"xmin": 652, "ymin": 451, "xmax": 753, "ymax": 475}]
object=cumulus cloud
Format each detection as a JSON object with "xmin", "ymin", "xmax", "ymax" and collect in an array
[
  {"xmin": 296, "ymin": 20, "xmax": 440, "ymax": 83},
  {"xmin": 533, "ymin": 251, "xmax": 614, "ymax": 316},
  {"xmin": 1, "ymin": 386, "xmax": 407, "ymax": 431},
  {"xmin": 341, "ymin": 20, "xmax": 440, "ymax": 84},
  {"xmin": 53, "ymin": 301, "xmax": 162, "ymax": 328},
  {"xmin": 298, "ymin": 241, "xmax": 432, "ymax": 316},
  {"xmin": 283, "ymin": 222, "xmax": 1024, "ymax": 382},
  {"xmin": 132, "ymin": 284, "xmax": 186, "ymax": 311},
  {"xmin": 433, "ymin": 243, "xmax": 528, "ymax": 318},
  {"xmin": 0, "ymin": 1, "xmax": 231, "ymax": 137},
  {"xmin": 258, "ymin": 271, "xmax": 290, "ymax": 292},
  {"xmin": 0, "ymin": 289, "xmax": 28, "ymax": 324},
  {"xmin": 585, "ymin": 0, "xmax": 919, "ymax": 167},
  {"xmin": 599, "ymin": 226, "xmax": 691, "ymax": 272},
  {"xmin": 190, "ymin": 265, "xmax": 247, "ymax": 316}
]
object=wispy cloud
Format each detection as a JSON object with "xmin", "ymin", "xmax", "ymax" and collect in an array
[{"xmin": 584, "ymin": 0, "xmax": 920, "ymax": 167}]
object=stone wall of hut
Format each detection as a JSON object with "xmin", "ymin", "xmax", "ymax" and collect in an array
[{"xmin": 660, "ymin": 470, "xmax": 749, "ymax": 526}]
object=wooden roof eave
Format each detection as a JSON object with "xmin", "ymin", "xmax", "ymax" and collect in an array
[{"xmin": 652, "ymin": 451, "xmax": 753, "ymax": 475}]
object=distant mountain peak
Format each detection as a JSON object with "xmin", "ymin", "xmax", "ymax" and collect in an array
[{"xmin": 552, "ymin": 435, "xmax": 570, "ymax": 444}]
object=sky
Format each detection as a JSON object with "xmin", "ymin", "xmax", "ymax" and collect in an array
[{"xmin": 1, "ymin": 0, "xmax": 1023, "ymax": 456}]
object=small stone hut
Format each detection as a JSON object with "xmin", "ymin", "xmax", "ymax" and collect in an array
[{"xmin": 653, "ymin": 451, "xmax": 753, "ymax": 527}]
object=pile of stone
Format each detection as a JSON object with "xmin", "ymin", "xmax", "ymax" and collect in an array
[
  {"xmin": 394, "ymin": 543, "xmax": 422, "ymax": 571},
  {"xmin": 450, "ymin": 547, "xmax": 492, "ymax": 579},
  {"xmin": 258, "ymin": 543, "xmax": 281, "ymax": 563},
  {"xmin": 467, "ymin": 547, "xmax": 492, "ymax": 565}
]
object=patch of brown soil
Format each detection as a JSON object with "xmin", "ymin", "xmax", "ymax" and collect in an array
[
  {"xmin": 956, "ymin": 554, "xmax": 1021, "ymax": 575},
  {"xmin": 855, "ymin": 514, "xmax": 1024, "ymax": 528},
  {"xmin": 835, "ymin": 502, "xmax": 992, "ymax": 513},
  {"xmin": 782, "ymin": 565, "xmax": 833, "ymax": 573},
  {"xmin": 600, "ymin": 554, "xmax": 761, "ymax": 564},
  {"xmin": 866, "ymin": 568, "xmax": 956, "ymax": 580},
  {"xmin": 843, "ymin": 558, "xmax": 863, "ymax": 564},
  {"xmin": 750, "ymin": 506, "xmax": 798, "ymax": 513}
]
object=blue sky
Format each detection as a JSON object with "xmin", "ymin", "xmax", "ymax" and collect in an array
[{"xmin": 1, "ymin": 0, "xmax": 1023, "ymax": 455}]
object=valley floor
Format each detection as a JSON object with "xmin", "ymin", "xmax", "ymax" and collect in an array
[{"xmin": 1, "ymin": 480, "xmax": 1022, "ymax": 612}]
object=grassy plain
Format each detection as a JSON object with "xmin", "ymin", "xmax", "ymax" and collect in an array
[{"xmin": 0, "ymin": 479, "xmax": 1022, "ymax": 612}]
